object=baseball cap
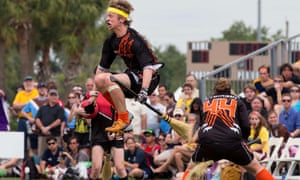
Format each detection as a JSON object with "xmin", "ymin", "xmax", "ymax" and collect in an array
[
  {"xmin": 143, "ymin": 129, "xmax": 155, "ymax": 136},
  {"xmin": 37, "ymin": 82, "xmax": 47, "ymax": 88},
  {"xmin": 23, "ymin": 75, "xmax": 33, "ymax": 81},
  {"xmin": 48, "ymin": 89, "xmax": 59, "ymax": 95},
  {"xmin": 173, "ymin": 108, "xmax": 184, "ymax": 116}
]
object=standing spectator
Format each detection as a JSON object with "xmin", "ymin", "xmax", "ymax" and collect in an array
[
  {"xmin": 22, "ymin": 82, "xmax": 48, "ymax": 155},
  {"xmin": 253, "ymin": 65, "xmax": 273, "ymax": 93},
  {"xmin": 0, "ymin": 89, "xmax": 9, "ymax": 131},
  {"xmin": 124, "ymin": 137, "xmax": 153, "ymax": 179},
  {"xmin": 125, "ymin": 98, "xmax": 147, "ymax": 142},
  {"xmin": 176, "ymin": 83, "xmax": 194, "ymax": 115},
  {"xmin": 35, "ymin": 89, "xmax": 64, "ymax": 156},
  {"xmin": 175, "ymin": 74, "xmax": 199, "ymax": 102},
  {"xmin": 157, "ymin": 84, "xmax": 168, "ymax": 104},
  {"xmin": 84, "ymin": 78, "xmax": 94, "ymax": 95},
  {"xmin": 279, "ymin": 93, "xmax": 300, "ymax": 138},
  {"xmin": 146, "ymin": 92, "xmax": 165, "ymax": 136},
  {"xmin": 12, "ymin": 75, "xmax": 38, "ymax": 157},
  {"xmin": 62, "ymin": 92, "xmax": 77, "ymax": 145},
  {"xmin": 68, "ymin": 92, "xmax": 91, "ymax": 150}
]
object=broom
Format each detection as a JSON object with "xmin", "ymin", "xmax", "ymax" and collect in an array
[
  {"xmin": 101, "ymin": 154, "xmax": 112, "ymax": 180},
  {"xmin": 110, "ymin": 76, "xmax": 192, "ymax": 141},
  {"xmin": 186, "ymin": 160, "xmax": 214, "ymax": 180}
]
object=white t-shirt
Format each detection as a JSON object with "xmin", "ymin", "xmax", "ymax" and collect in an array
[{"xmin": 125, "ymin": 98, "xmax": 147, "ymax": 135}]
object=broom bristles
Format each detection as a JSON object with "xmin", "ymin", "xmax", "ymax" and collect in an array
[
  {"xmin": 161, "ymin": 114, "xmax": 192, "ymax": 141},
  {"xmin": 187, "ymin": 160, "xmax": 214, "ymax": 180},
  {"xmin": 101, "ymin": 154, "xmax": 112, "ymax": 180}
]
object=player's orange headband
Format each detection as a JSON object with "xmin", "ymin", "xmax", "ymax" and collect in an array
[{"xmin": 107, "ymin": 7, "xmax": 129, "ymax": 19}]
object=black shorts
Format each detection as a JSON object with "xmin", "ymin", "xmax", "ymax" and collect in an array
[
  {"xmin": 124, "ymin": 69, "xmax": 160, "ymax": 98},
  {"xmin": 191, "ymin": 141, "xmax": 254, "ymax": 166},
  {"xmin": 92, "ymin": 139, "xmax": 124, "ymax": 153}
]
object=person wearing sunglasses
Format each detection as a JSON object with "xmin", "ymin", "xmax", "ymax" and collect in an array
[
  {"xmin": 279, "ymin": 93, "xmax": 300, "ymax": 138},
  {"xmin": 40, "ymin": 136, "xmax": 64, "ymax": 177}
]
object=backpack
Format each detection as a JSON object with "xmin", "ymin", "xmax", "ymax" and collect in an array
[{"xmin": 21, "ymin": 156, "xmax": 40, "ymax": 179}]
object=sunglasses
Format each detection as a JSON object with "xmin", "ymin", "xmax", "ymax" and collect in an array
[
  {"xmin": 282, "ymin": 99, "xmax": 291, "ymax": 103},
  {"xmin": 144, "ymin": 134, "xmax": 152, "ymax": 137},
  {"xmin": 158, "ymin": 138, "xmax": 165, "ymax": 141},
  {"xmin": 68, "ymin": 96, "xmax": 76, "ymax": 99},
  {"xmin": 274, "ymin": 80, "xmax": 283, "ymax": 83},
  {"xmin": 47, "ymin": 142, "xmax": 56, "ymax": 145}
]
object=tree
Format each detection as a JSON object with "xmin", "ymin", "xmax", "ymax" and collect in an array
[
  {"xmin": 155, "ymin": 45, "xmax": 186, "ymax": 92},
  {"xmin": 214, "ymin": 21, "xmax": 284, "ymax": 41}
]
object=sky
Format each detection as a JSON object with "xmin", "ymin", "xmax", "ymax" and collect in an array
[{"xmin": 129, "ymin": 0, "xmax": 300, "ymax": 53}]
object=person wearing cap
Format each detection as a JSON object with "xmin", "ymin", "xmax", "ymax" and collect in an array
[
  {"xmin": 22, "ymin": 82, "xmax": 49, "ymax": 155},
  {"xmin": 12, "ymin": 75, "xmax": 38, "ymax": 157},
  {"xmin": 188, "ymin": 77, "xmax": 274, "ymax": 180},
  {"xmin": 35, "ymin": 88, "xmax": 64, "ymax": 157},
  {"xmin": 140, "ymin": 129, "xmax": 160, "ymax": 172},
  {"xmin": 94, "ymin": 0, "xmax": 163, "ymax": 133}
]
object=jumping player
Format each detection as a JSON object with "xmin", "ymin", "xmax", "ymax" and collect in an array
[
  {"xmin": 191, "ymin": 78, "xmax": 274, "ymax": 180},
  {"xmin": 94, "ymin": 0, "xmax": 162, "ymax": 132}
]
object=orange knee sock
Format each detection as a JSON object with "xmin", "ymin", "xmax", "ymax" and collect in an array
[
  {"xmin": 256, "ymin": 168, "xmax": 274, "ymax": 180},
  {"xmin": 118, "ymin": 111, "xmax": 129, "ymax": 124},
  {"xmin": 102, "ymin": 91, "xmax": 115, "ymax": 108},
  {"xmin": 182, "ymin": 169, "xmax": 190, "ymax": 180}
]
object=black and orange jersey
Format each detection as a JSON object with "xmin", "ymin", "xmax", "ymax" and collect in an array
[
  {"xmin": 99, "ymin": 27, "xmax": 159, "ymax": 72},
  {"xmin": 198, "ymin": 94, "xmax": 250, "ymax": 144}
]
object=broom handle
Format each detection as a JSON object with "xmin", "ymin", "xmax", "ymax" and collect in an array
[{"xmin": 110, "ymin": 75, "xmax": 163, "ymax": 116}]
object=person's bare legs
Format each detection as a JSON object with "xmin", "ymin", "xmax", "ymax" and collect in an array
[
  {"xmin": 94, "ymin": 73, "xmax": 130, "ymax": 132},
  {"xmin": 111, "ymin": 147, "xmax": 127, "ymax": 178},
  {"xmin": 90, "ymin": 145, "xmax": 104, "ymax": 179}
]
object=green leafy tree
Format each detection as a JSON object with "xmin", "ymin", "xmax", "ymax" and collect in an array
[
  {"xmin": 214, "ymin": 21, "xmax": 284, "ymax": 41},
  {"xmin": 155, "ymin": 45, "xmax": 186, "ymax": 92}
]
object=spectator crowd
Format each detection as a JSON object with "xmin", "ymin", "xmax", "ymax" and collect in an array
[{"xmin": 1, "ymin": 63, "xmax": 300, "ymax": 179}]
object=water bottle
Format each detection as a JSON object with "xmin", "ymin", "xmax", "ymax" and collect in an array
[
  {"xmin": 24, "ymin": 166, "xmax": 30, "ymax": 180},
  {"xmin": 206, "ymin": 167, "xmax": 213, "ymax": 180},
  {"xmin": 26, "ymin": 121, "xmax": 32, "ymax": 134},
  {"xmin": 281, "ymin": 167, "xmax": 287, "ymax": 180}
]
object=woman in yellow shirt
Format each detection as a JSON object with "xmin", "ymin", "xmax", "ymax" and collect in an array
[{"xmin": 248, "ymin": 111, "xmax": 269, "ymax": 161}]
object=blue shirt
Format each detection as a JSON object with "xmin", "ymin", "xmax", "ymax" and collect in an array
[
  {"xmin": 64, "ymin": 108, "xmax": 75, "ymax": 129},
  {"xmin": 279, "ymin": 107, "xmax": 300, "ymax": 136}
]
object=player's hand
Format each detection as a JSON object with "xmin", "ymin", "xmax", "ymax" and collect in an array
[{"xmin": 136, "ymin": 88, "xmax": 148, "ymax": 104}]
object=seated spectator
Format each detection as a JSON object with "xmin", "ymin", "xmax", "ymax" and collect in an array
[
  {"xmin": 124, "ymin": 137, "xmax": 153, "ymax": 179},
  {"xmin": 154, "ymin": 113, "xmax": 199, "ymax": 175},
  {"xmin": 189, "ymin": 97, "xmax": 204, "ymax": 122},
  {"xmin": 249, "ymin": 96, "xmax": 269, "ymax": 120},
  {"xmin": 253, "ymin": 65, "xmax": 273, "ymax": 93},
  {"xmin": 140, "ymin": 129, "xmax": 160, "ymax": 169},
  {"xmin": 39, "ymin": 136, "xmax": 64, "ymax": 177},
  {"xmin": 248, "ymin": 111, "xmax": 269, "ymax": 161},
  {"xmin": 176, "ymin": 83, "xmax": 194, "ymax": 115},
  {"xmin": 267, "ymin": 110, "xmax": 289, "ymax": 143},
  {"xmin": 241, "ymin": 84, "xmax": 257, "ymax": 112},
  {"xmin": 165, "ymin": 109, "xmax": 186, "ymax": 147},
  {"xmin": 290, "ymin": 85, "xmax": 300, "ymax": 112},
  {"xmin": 153, "ymin": 134, "xmax": 172, "ymax": 166},
  {"xmin": 266, "ymin": 75, "xmax": 289, "ymax": 105},
  {"xmin": 63, "ymin": 136, "xmax": 89, "ymax": 178},
  {"xmin": 280, "ymin": 63, "xmax": 300, "ymax": 88},
  {"xmin": 279, "ymin": 93, "xmax": 300, "ymax": 138}
]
